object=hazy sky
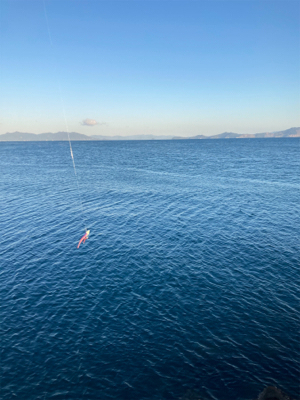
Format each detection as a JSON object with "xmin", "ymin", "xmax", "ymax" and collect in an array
[{"xmin": 0, "ymin": 0, "xmax": 299, "ymax": 137}]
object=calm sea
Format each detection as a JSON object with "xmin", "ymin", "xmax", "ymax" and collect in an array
[{"xmin": 0, "ymin": 139, "xmax": 299, "ymax": 400}]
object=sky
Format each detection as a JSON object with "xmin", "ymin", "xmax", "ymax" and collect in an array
[{"xmin": 0, "ymin": 0, "xmax": 299, "ymax": 137}]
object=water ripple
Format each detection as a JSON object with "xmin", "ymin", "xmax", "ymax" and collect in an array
[{"xmin": 0, "ymin": 139, "xmax": 299, "ymax": 400}]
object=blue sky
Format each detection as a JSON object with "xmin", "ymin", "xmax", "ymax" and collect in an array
[{"xmin": 0, "ymin": 0, "xmax": 299, "ymax": 136}]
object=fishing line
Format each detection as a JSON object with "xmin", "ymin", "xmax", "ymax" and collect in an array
[
  {"xmin": 42, "ymin": 1, "xmax": 101, "ymax": 310},
  {"xmin": 60, "ymin": 92, "xmax": 87, "ymax": 231},
  {"xmin": 43, "ymin": 0, "xmax": 87, "ymax": 232}
]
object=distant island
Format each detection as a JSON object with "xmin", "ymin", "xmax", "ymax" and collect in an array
[{"xmin": 0, "ymin": 127, "xmax": 299, "ymax": 141}]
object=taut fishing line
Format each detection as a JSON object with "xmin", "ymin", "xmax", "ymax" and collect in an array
[{"xmin": 43, "ymin": 0, "xmax": 87, "ymax": 233}]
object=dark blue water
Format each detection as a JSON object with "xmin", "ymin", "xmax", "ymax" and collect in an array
[{"xmin": 0, "ymin": 139, "xmax": 299, "ymax": 400}]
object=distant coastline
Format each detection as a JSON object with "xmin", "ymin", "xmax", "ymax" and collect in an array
[{"xmin": 0, "ymin": 127, "xmax": 299, "ymax": 141}]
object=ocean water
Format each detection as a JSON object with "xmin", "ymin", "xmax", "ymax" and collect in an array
[{"xmin": 0, "ymin": 139, "xmax": 299, "ymax": 400}]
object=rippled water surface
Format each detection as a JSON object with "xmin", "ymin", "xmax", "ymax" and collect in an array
[{"xmin": 1, "ymin": 139, "xmax": 299, "ymax": 400}]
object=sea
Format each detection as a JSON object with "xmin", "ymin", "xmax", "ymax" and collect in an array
[{"xmin": 0, "ymin": 138, "xmax": 299, "ymax": 400}]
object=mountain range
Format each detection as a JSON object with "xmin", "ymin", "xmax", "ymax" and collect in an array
[
  {"xmin": 172, "ymin": 127, "xmax": 300, "ymax": 139},
  {"xmin": 0, "ymin": 127, "xmax": 299, "ymax": 141}
]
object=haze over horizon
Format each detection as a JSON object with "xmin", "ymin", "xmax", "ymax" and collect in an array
[{"xmin": 1, "ymin": 0, "xmax": 299, "ymax": 137}]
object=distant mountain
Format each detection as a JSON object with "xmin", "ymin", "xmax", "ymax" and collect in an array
[
  {"xmin": 0, "ymin": 131, "xmax": 94, "ymax": 141},
  {"xmin": 173, "ymin": 127, "xmax": 300, "ymax": 140},
  {"xmin": 0, "ymin": 127, "xmax": 299, "ymax": 141},
  {"xmin": 0, "ymin": 131, "xmax": 173, "ymax": 141}
]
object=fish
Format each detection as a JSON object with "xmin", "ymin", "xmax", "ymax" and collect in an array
[{"xmin": 77, "ymin": 230, "xmax": 90, "ymax": 248}]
